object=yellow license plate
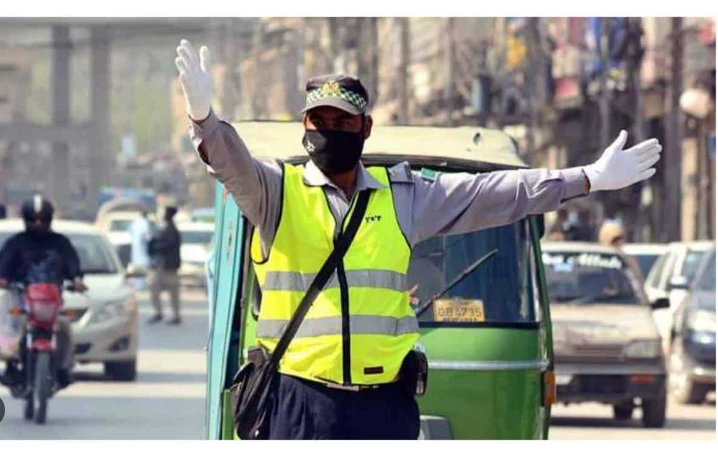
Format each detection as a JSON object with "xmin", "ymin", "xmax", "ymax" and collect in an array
[{"xmin": 433, "ymin": 299, "xmax": 485, "ymax": 323}]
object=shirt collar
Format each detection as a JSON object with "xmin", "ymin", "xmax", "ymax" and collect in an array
[{"xmin": 303, "ymin": 160, "xmax": 386, "ymax": 191}]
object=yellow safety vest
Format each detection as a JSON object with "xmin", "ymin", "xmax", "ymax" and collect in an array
[{"xmin": 251, "ymin": 163, "xmax": 418, "ymax": 385}]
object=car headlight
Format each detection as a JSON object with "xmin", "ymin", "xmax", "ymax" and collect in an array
[
  {"xmin": 690, "ymin": 330, "xmax": 716, "ymax": 345},
  {"xmin": 624, "ymin": 340, "xmax": 662, "ymax": 358},
  {"xmin": 88, "ymin": 297, "xmax": 135, "ymax": 325},
  {"xmin": 686, "ymin": 310, "xmax": 716, "ymax": 333}
]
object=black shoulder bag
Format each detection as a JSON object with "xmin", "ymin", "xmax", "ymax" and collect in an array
[{"xmin": 229, "ymin": 190, "xmax": 371, "ymax": 440}]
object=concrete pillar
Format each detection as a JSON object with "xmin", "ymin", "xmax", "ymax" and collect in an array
[
  {"xmin": 51, "ymin": 25, "xmax": 71, "ymax": 214},
  {"xmin": 91, "ymin": 26, "xmax": 111, "ymax": 212}
]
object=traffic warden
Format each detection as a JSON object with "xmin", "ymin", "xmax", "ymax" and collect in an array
[{"xmin": 175, "ymin": 39, "xmax": 662, "ymax": 440}]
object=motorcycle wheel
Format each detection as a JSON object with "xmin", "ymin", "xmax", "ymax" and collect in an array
[
  {"xmin": 33, "ymin": 352, "xmax": 51, "ymax": 425},
  {"xmin": 23, "ymin": 358, "xmax": 34, "ymax": 421}
]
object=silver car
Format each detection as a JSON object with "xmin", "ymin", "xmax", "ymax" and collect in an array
[
  {"xmin": 542, "ymin": 242, "xmax": 669, "ymax": 428},
  {"xmin": 0, "ymin": 219, "xmax": 138, "ymax": 381}
]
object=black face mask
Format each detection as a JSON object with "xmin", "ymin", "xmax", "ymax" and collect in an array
[
  {"xmin": 25, "ymin": 220, "xmax": 51, "ymax": 237},
  {"xmin": 302, "ymin": 127, "xmax": 365, "ymax": 175}
]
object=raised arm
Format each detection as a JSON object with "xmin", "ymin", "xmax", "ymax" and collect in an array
[
  {"xmin": 410, "ymin": 130, "xmax": 662, "ymax": 244},
  {"xmin": 175, "ymin": 39, "xmax": 282, "ymax": 238}
]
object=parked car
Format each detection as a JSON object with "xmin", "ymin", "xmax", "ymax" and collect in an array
[
  {"xmin": 0, "ymin": 219, "xmax": 139, "ymax": 380},
  {"xmin": 668, "ymin": 245, "xmax": 716, "ymax": 404},
  {"xmin": 645, "ymin": 241, "xmax": 714, "ymax": 353},
  {"xmin": 177, "ymin": 221, "xmax": 214, "ymax": 289},
  {"xmin": 542, "ymin": 242, "xmax": 669, "ymax": 428},
  {"xmin": 622, "ymin": 243, "xmax": 669, "ymax": 280}
]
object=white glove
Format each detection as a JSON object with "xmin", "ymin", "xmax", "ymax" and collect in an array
[
  {"xmin": 175, "ymin": 39, "xmax": 214, "ymax": 122},
  {"xmin": 583, "ymin": 130, "xmax": 662, "ymax": 192}
]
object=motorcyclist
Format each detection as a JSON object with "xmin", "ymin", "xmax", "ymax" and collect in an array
[{"xmin": 0, "ymin": 195, "xmax": 87, "ymax": 390}]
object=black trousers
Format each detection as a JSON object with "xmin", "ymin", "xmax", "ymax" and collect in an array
[{"xmin": 266, "ymin": 374, "xmax": 420, "ymax": 440}]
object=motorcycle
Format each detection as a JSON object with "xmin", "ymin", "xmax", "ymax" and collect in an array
[{"xmin": 5, "ymin": 280, "xmax": 80, "ymax": 424}]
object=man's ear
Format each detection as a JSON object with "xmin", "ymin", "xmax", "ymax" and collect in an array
[{"xmin": 363, "ymin": 115, "xmax": 373, "ymax": 140}]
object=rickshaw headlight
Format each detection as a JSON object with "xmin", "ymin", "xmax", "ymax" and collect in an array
[{"xmin": 624, "ymin": 340, "xmax": 662, "ymax": 358}]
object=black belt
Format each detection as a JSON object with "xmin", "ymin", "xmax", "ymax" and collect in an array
[{"xmin": 313, "ymin": 375, "xmax": 399, "ymax": 392}]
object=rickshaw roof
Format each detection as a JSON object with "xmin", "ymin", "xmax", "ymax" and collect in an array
[{"xmin": 231, "ymin": 121, "xmax": 529, "ymax": 169}]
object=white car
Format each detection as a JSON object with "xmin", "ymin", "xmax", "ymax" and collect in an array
[
  {"xmin": 0, "ymin": 219, "xmax": 139, "ymax": 381},
  {"xmin": 644, "ymin": 241, "xmax": 715, "ymax": 354},
  {"xmin": 622, "ymin": 243, "xmax": 669, "ymax": 281},
  {"xmin": 177, "ymin": 221, "xmax": 214, "ymax": 289}
]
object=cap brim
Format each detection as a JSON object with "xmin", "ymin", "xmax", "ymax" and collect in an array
[{"xmin": 302, "ymin": 97, "xmax": 363, "ymax": 116}]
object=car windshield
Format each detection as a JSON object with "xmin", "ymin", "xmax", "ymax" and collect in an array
[
  {"xmin": 696, "ymin": 251, "xmax": 716, "ymax": 293},
  {"xmin": 69, "ymin": 234, "xmax": 120, "ymax": 274},
  {"xmin": 682, "ymin": 250, "xmax": 709, "ymax": 283},
  {"xmin": 543, "ymin": 251, "xmax": 639, "ymax": 305},
  {"xmin": 0, "ymin": 231, "xmax": 118, "ymax": 275},
  {"xmin": 109, "ymin": 220, "xmax": 133, "ymax": 232},
  {"xmin": 410, "ymin": 219, "xmax": 536, "ymax": 326},
  {"xmin": 632, "ymin": 253, "xmax": 661, "ymax": 278},
  {"xmin": 181, "ymin": 230, "xmax": 213, "ymax": 245}
]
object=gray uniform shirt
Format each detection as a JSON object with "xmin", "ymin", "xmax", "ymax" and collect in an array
[{"xmin": 190, "ymin": 112, "xmax": 589, "ymax": 255}]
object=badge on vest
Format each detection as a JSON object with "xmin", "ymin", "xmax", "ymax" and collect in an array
[
  {"xmin": 364, "ymin": 366, "xmax": 384, "ymax": 375},
  {"xmin": 420, "ymin": 167, "xmax": 439, "ymax": 182}
]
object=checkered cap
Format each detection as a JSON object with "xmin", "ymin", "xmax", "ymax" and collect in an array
[{"xmin": 302, "ymin": 74, "xmax": 369, "ymax": 115}]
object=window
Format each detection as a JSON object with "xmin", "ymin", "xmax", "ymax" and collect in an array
[
  {"xmin": 633, "ymin": 253, "xmax": 662, "ymax": 279},
  {"xmin": 696, "ymin": 250, "xmax": 716, "ymax": 293},
  {"xmin": 658, "ymin": 251, "xmax": 680, "ymax": 291},
  {"xmin": 410, "ymin": 219, "xmax": 535, "ymax": 326},
  {"xmin": 681, "ymin": 250, "xmax": 709, "ymax": 284},
  {"xmin": 109, "ymin": 220, "xmax": 133, "ymax": 232},
  {"xmin": 542, "ymin": 251, "xmax": 639, "ymax": 305},
  {"xmin": 181, "ymin": 230, "xmax": 214, "ymax": 245},
  {"xmin": 68, "ymin": 234, "xmax": 119, "ymax": 274},
  {"xmin": 647, "ymin": 252, "xmax": 669, "ymax": 289}
]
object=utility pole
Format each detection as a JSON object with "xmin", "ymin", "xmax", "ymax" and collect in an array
[
  {"xmin": 524, "ymin": 18, "xmax": 542, "ymax": 162},
  {"xmin": 398, "ymin": 18, "xmax": 410, "ymax": 124},
  {"xmin": 663, "ymin": 17, "xmax": 684, "ymax": 242},
  {"xmin": 598, "ymin": 19, "xmax": 612, "ymax": 156},
  {"xmin": 444, "ymin": 17, "xmax": 455, "ymax": 126},
  {"xmin": 51, "ymin": 25, "xmax": 71, "ymax": 214},
  {"xmin": 369, "ymin": 18, "xmax": 379, "ymax": 109},
  {"xmin": 627, "ymin": 18, "xmax": 648, "ymax": 241}
]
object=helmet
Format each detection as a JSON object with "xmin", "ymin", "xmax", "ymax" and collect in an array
[{"xmin": 21, "ymin": 194, "xmax": 54, "ymax": 235}]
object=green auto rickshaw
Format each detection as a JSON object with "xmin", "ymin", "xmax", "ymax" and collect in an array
[{"xmin": 204, "ymin": 122, "xmax": 557, "ymax": 440}]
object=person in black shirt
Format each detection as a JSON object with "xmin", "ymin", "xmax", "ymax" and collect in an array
[
  {"xmin": 0, "ymin": 195, "xmax": 87, "ymax": 389},
  {"xmin": 147, "ymin": 206, "xmax": 182, "ymax": 325}
]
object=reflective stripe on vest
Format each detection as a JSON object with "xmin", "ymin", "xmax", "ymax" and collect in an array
[
  {"xmin": 262, "ymin": 269, "xmax": 408, "ymax": 293},
  {"xmin": 251, "ymin": 164, "xmax": 417, "ymax": 386},
  {"xmin": 256, "ymin": 315, "xmax": 419, "ymax": 339}
]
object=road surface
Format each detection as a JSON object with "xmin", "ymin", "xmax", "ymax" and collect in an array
[{"xmin": 1, "ymin": 290, "xmax": 715, "ymax": 439}]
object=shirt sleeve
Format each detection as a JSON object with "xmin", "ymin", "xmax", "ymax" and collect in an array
[
  {"xmin": 0, "ymin": 235, "xmax": 20, "ymax": 280},
  {"xmin": 410, "ymin": 166, "xmax": 589, "ymax": 245},
  {"xmin": 189, "ymin": 110, "xmax": 283, "ymax": 244}
]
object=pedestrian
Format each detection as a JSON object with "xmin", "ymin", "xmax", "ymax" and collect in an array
[
  {"xmin": 547, "ymin": 208, "xmax": 570, "ymax": 240},
  {"xmin": 175, "ymin": 39, "xmax": 662, "ymax": 439},
  {"xmin": 147, "ymin": 206, "xmax": 182, "ymax": 325},
  {"xmin": 568, "ymin": 210, "xmax": 596, "ymax": 242},
  {"xmin": 598, "ymin": 219, "xmax": 645, "ymax": 282},
  {"xmin": 130, "ymin": 210, "xmax": 152, "ymax": 291}
]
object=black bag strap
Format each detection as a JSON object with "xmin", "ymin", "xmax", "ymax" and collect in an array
[{"xmin": 267, "ymin": 189, "xmax": 371, "ymax": 369}]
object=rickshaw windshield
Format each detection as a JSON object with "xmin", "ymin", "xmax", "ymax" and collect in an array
[{"xmin": 409, "ymin": 219, "xmax": 536, "ymax": 326}]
